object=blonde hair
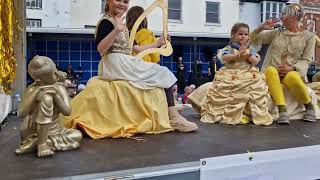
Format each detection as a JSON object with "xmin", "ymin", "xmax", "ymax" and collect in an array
[
  {"xmin": 104, "ymin": 0, "xmax": 109, "ymax": 14},
  {"xmin": 104, "ymin": 0, "xmax": 130, "ymax": 14},
  {"xmin": 282, "ymin": 3, "xmax": 304, "ymax": 21}
]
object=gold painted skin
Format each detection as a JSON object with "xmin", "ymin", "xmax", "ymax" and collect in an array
[{"xmin": 16, "ymin": 56, "xmax": 82, "ymax": 158}]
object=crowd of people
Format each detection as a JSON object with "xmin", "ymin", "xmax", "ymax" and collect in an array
[
  {"xmin": 175, "ymin": 55, "xmax": 223, "ymax": 94},
  {"xmin": 61, "ymin": 64, "xmax": 86, "ymax": 99}
]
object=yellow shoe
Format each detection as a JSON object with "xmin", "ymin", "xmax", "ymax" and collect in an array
[{"xmin": 240, "ymin": 115, "xmax": 250, "ymax": 124}]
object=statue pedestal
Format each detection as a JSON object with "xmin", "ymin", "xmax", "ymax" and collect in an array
[{"xmin": 0, "ymin": 88, "xmax": 12, "ymax": 123}]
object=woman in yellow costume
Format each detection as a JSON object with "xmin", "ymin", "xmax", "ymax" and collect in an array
[
  {"xmin": 62, "ymin": 0, "xmax": 197, "ymax": 139},
  {"xmin": 250, "ymin": 3, "xmax": 318, "ymax": 124},
  {"xmin": 189, "ymin": 23, "xmax": 273, "ymax": 125}
]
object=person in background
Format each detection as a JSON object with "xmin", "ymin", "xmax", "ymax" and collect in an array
[
  {"xmin": 189, "ymin": 84, "xmax": 196, "ymax": 93},
  {"xmin": 208, "ymin": 55, "xmax": 222, "ymax": 81},
  {"xmin": 64, "ymin": 79, "xmax": 77, "ymax": 99},
  {"xmin": 182, "ymin": 86, "xmax": 192, "ymax": 104},
  {"xmin": 176, "ymin": 56, "xmax": 185, "ymax": 94},
  {"xmin": 66, "ymin": 64, "xmax": 76, "ymax": 82},
  {"xmin": 77, "ymin": 84, "xmax": 86, "ymax": 94},
  {"xmin": 191, "ymin": 59, "xmax": 203, "ymax": 87}
]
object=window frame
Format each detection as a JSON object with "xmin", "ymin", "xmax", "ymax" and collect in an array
[
  {"xmin": 26, "ymin": 0, "xmax": 42, "ymax": 9},
  {"xmin": 205, "ymin": 1, "xmax": 220, "ymax": 25},
  {"xmin": 26, "ymin": 18, "xmax": 42, "ymax": 28},
  {"xmin": 101, "ymin": 0, "xmax": 107, "ymax": 14},
  {"xmin": 168, "ymin": 0, "xmax": 183, "ymax": 23},
  {"xmin": 260, "ymin": 1, "xmax": 286, "ymax": 23}
]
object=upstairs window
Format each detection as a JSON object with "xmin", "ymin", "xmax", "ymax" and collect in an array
[
  {"xmin": 26, "ymin": 19, "xmax": 42, "ymax": 28},
  {"xmin": 168, "ymin": 0, "xmax": 182, "ymax": 21},
  {"xmin": 101, "ymin": 0, "xmax": 107, "ymax": 13},
  {"xmin": 206, "ymin": 1, "xmax": 220, "ymax": 24},
  {"xmin": 26, "ymin": 0, "xmax": 42, "ymax": 9},
  {"xmin": 260, "ymin": 1, "xmax": 286, "ymax": 22}
]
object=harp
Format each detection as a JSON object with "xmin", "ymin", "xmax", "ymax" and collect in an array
[{"xmin": 128, "ymin": 0, "xmax": 173, "ymax": 58}]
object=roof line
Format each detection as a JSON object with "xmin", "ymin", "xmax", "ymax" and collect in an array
[{"xmin": 27, "ymin": 27, "xmax": 230, "ymax": 38}]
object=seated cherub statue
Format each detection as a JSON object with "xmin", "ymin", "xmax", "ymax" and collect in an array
[{"xmin": 16, "ymin": 56, "xmax": 82, "ymax": 158}]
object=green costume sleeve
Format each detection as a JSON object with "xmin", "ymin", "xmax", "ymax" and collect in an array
[
  {"xmin": 292, "ymin": 33, "xmax": 317, "ymax": 78},
  {"xmin": 249, "ymin": 29, "xmax": 279, "ymax": 51}
]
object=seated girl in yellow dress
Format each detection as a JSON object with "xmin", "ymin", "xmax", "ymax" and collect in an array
[
  {"xmin": 250, "ymin": 3, "xmax": 318, "ymax": 124},
  {"xmin": 189, "ymin": 23, "xmax": 272, "ymax": 125},
  {"xmin": 62, "ymin": 0, "xmax": 197, "ymax": 138}
]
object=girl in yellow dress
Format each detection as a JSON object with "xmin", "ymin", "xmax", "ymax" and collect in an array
[
  {"xmin": 190, "ymin": 23, "xmax": 273, "ymax": 125},
  {"xmin": 126, "ymin": 6, "xmax": 161, "ymax": 63}
]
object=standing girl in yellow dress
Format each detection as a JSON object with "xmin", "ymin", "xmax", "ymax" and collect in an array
[{"xmin": 190, "ymin": 23, "xmax": 273, "ymax": 125}]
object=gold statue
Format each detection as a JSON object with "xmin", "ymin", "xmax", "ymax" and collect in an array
[{"xmin": 16, "ymin": 56, "xmax": 82, "ymax": 158}]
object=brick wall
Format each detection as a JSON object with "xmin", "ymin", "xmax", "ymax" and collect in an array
[
  {"xmin": 300, "ymin": 0, "xmax": 320, "ymax": 7},
  {"xmin": 301, "ymin": 0, "xmax": 320, "ymax": 64}
]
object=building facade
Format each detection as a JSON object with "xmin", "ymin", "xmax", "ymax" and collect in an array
[
  {"xmin": 239, "ymin": 0, "xmax": 288, "ymax": 31},
  {"xmin": 26, "ymin": 0, "xmax": 71, "ymax": 28},
  {"xmin": 300, "ymin": 0, "xmax": 320, "ymax": 64},
  {"xmin": 26, "ymin": 0, "xmax": 240, "ymax": 84}
]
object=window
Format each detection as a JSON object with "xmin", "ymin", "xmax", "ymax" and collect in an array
[
  {"xmin": 26, "ymin": 19, "xmax": 42, "ymax": 28},
  {"xmin": 206, "ymin": 2, "xmax": 220, "ymax": 24},
  {"xmin": 101, "ymin": 0, "xmax": 107, "ymax": 13},
  {"xmin": 272, "ymin": 2, "xmax": 277, "ymax": 18},
  {"xmin": 260, "ymin": 1, "xmax": 286, "ymax": 22},
  {"xmin": 266, "ymin": 2, "xmax": 271, "ymax": 20},
  {"xmin": 26, "ymin": 0, "xmax": 42, "ymax": 9},
  {"xmin": 260, "ymin": 3, "xmax": 264, "ymax": 23},
  {"xmin": 168, "ymin": 0, "xmax": 182, "ymax": 21},
  {"xmin": 307, "ymin": 19, "xmax": 316, "ymax": 32},
  {"xmin": 278, "ymin": 3, "xmax": 284, "ymax": 17}
]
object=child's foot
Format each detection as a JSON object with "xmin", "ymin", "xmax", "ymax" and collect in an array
[
  {"xmin": 240, "ymin": 115, "xmax": 250, "ymax": 124},
  {"xmin": 277, "ymin": 111, "xmax": 290, "ymax": 125},
  {"xmin": 37, "ymin": 143, "xmax": 54, "ymax": 158},
  {"xmin": 304, "ymin": 110, "xmax": 317, "ymax": 122}
]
